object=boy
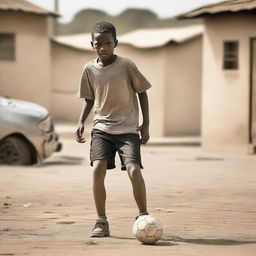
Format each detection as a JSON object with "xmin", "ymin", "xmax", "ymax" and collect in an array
[{"xmin": 76, "ymin": 21, "xmax": 151, "ymax": 237}]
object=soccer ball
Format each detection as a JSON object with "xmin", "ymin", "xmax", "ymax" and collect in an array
[{"xmin": 133, "ymin": 215, "xmax": 163, "ymax": 244}]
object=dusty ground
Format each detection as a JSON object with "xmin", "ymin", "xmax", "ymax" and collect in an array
[{"xmin": 1, "ymin": 131, "xmax": 256, "ymax": 256}]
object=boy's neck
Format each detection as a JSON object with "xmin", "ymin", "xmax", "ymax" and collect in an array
[{"xmin": 97, "ymin": 54, "xmax": 117, "ymax": 67}]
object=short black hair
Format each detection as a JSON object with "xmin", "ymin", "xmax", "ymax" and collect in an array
[{"xmin": 91, "ymin": 21, "xmax": 117, "ymax": 40}]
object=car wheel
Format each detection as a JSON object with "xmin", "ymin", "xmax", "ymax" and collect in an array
[{"xmin": 0, "ymin": 136, "xmax": 33, "ymax": 165}]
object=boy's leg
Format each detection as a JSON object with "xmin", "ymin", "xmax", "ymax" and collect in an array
[
  {"xmin": 91, "ymin": 159, "xmax": 110, "ymax": 237},
  {"xmin": 92, "ymin": 159, "xmax": 107, "ymax": 217},
  {"xmin": 126, "ymin": 163, "xmax": 148, "ymax": 214}
]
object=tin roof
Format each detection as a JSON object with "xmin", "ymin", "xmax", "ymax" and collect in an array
[
  {"xmin": 0, "ymin": 0, "xmax": 59, "ymax": 17},
  {"xmin": 179, "ymin": 0, "xmax": 256, "ymax": 18},
  {"xmin": 52, "ymin": 25, "xmax": 203, "ymax": 51}
]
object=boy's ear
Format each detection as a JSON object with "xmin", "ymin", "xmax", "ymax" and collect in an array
[
  {"xmin": 91, "ymin": 41, "xmax": 94, "ymax": 49},
  {"xmin": 114, "ymin": 39, "xmax": 118, "ymax": 48}
]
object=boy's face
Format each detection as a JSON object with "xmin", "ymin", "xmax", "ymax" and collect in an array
[{"xmin": 91, "ymin": 32, "xmax": 118, "ymax": 63}]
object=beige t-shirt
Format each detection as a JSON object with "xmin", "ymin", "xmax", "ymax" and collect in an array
[{"xmin": 77, "ymin": 56, "xmax": 151, "ymax": 134}]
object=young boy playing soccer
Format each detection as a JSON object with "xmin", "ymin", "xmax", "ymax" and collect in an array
[{"xmin": 76, "ymin": 21, "xmax": 151, "ymax": 237}]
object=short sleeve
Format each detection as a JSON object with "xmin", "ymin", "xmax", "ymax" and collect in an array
[
  {"xmin": 127, "ymin": 59, "xmax": 152, "ymax": 93},
  {"xmin": 77, "ymin": 66, "xmax": 95, "ymax": 99}
]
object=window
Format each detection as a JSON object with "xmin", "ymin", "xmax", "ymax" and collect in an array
[
  {"xmin": 0, "ymin": 33, "xmax": 15, "ymax": 61},
  {"xmin": 223, "ymin": 41, "xmax": 239, "ymax": 70}
]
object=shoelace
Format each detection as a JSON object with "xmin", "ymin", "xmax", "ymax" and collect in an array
[{"xmin": 93, "ymin": 221, "xmax": 107, "ymax": 231}]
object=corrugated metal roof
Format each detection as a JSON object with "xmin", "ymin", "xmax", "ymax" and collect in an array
[
  {"xmin": 0, "ymin": 0, "xmax": 59, "ymax": 17},
  {"xmin": 179, "ymin": 0, "xmax": 256, "ymax": 18},
  {"xmin": 52, "ymin": 25, "xmax": 203, "ymax": 51}
]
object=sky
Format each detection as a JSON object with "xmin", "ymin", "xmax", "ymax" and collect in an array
[{"xmin": 28, "ymin": 0, "xmax": 224, "ymax": 23}]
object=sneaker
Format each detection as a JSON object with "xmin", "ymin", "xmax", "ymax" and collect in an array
[{"xmin": 91, "ymin": 220, "xmax": 110, "ymax": 237}]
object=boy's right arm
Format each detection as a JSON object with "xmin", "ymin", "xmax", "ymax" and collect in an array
[{"xmin": 76, "ymin": 99, "xmax": 94, "ymax": 143}]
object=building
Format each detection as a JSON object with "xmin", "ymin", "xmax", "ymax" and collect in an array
[
  {"xmin": 52, "ymin": 25, "xmax": 203, "ymax": 137},
  {"xmin": 180, "ymin": 0, "xmax": 256, "ymax": 152},
  {"xmin": 0, "ymin": 0, "xmax": 58, "ymax": 108}
]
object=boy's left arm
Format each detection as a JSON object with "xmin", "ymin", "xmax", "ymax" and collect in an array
[{"xmin": 138, "ymin": 91, "xmax": 150, "ymax": 145}]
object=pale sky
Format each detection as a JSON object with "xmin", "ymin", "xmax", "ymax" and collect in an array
[{"xmin": 28, "ymin": 0, "xmax": 224, "ymax": 23}]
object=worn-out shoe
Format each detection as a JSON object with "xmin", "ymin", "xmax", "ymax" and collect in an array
[{"xmin": 91, "ymin": 220, "xmax": 110, "ymax": 237}]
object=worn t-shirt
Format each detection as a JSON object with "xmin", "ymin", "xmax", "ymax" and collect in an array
[{"xmin": 77, "ymin": 56, "xmax": 152, "ymax": 135}]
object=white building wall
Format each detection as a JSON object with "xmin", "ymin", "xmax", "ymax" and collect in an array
[
  {"xmin": 51, "ymin": 41, "xmax": 95, "ymax": 122},
  {"xmin": 116, "ymin": 45, "xmax": 166, "ymax": 137},
  {"xmin": 165, "ymin": 36, "xmax": 202, "ymax": 136},
  {"xmin": 0, "ymin": 12, "xmax": 52, "ymax": 108},
  {"xmin": 202, "ymin": 13, "xmax": 256, "ymax": 151}
]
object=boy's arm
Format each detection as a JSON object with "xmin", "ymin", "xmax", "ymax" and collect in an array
[
  {"xmin": 76, "ymin": 99, "xmax": 94, "ymax": 143},
  {"xmin": 138, "ymin": 91, "xmax": 150, "ymax": 145}
]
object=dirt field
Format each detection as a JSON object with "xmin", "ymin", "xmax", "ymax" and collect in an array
[{"xmin": 1, "ymin": 132, "xmax": 256, "ymax": 256}]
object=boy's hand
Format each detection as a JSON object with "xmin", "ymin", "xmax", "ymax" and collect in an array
[
  {"xmin": 137, "ymin": 124, "xmax": 150, "ymax": 145},
  {"xmin": 76, "ymin": 123, "xmax": 86, "ymax": 143}
]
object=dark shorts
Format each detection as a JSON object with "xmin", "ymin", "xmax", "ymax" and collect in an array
[{"xmin": 90, "ymin": 129, "xmax": 143, "ymax": 170}]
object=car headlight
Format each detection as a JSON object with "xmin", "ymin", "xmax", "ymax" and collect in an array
[{"xmin": 38, "ymin": 115, "xmax": 53, "ymax": 133}]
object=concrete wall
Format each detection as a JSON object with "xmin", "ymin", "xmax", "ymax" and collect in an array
[
  {"xmin": 0, "ymin": 12, "xmax": 51, "ymax": 109},
  {"xmin": 165, "ymin": 36, "xmax": 202, "ymax": 136},
  {"xmin": 202, "ymin": 13, "xmax": 256, "ymax": 151},
  {"xmin": 116, "ymin": 45, "xmax": 166, "ymax": 137},
  {"xmin": 50, "ymin": 41, "xmax": 95, "ymax": 122}
]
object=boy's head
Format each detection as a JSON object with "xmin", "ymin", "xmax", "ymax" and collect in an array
[
  {"xmin": 91, "ymin": 21, "xmax": 118, "ymax": 64},
  {"xmin": 91, "ymin": 21, "xmax": 117, "ymax": 41}
]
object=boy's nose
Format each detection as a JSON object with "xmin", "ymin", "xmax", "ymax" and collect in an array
[{"xmin": 100, "ymin": 45, "xmax": 106, "ymax": 51}]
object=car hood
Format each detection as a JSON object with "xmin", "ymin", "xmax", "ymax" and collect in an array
[{"xmin": 0, "ymin": 96, "xmax": 48, "ymax": 120}]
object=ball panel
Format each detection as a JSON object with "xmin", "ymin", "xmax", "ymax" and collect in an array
[
  {"xmin": 136, "ymin": 230, "xmax": 147, "ymax": 241},
  {"xmin": 132, "ymin": 223, "xmax": 138, "ymax": 236},
  {"xmin": 143, "ymin": 236, "xmax": 157, "ymax": 245},
  {"xmin": 154, "ymin": 221, "xmax": 163, "ymax": 230},
  {"xmin": 144, "ymin": 216, "xmax": 157, "ymax": 224},
  {"xmin": 137, "ymin": 220, "xmax": 147, "ymax": 230},
  {"xmin": 154, "ymin": 230, "xmax": 163, "ymax": 240},
  {"xmin": 144, "ymin": 224, "xmax": 158, "ymax": 236}
]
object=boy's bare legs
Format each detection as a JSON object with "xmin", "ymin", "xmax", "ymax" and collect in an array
[
  {"xmin": 93, "ymin": 159, "xmax": 107, "ymax": 216},
  {"xmin": 126, "ymin": 163, "xmax": 147, "ymax": 214},
  {"xmin": 91, "ymin": 159, "xmax": 110, "ymax": 237}
]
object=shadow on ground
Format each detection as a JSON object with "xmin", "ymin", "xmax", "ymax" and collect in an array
[
  {"xmin": 108, "ymin": 235, "xmax": 177, "ymax": 246},
  {"xmin": 164, "ymin": 235, "xmax": 256, "ymax": 246},
  {"xmin": 37, "ymin": 156, "xmax": 85, "ymax": 167}
]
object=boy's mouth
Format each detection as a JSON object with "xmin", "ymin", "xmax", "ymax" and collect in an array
[{"xmin": 100, "ymin": 53, "xmax": 108, "ymax": 57}]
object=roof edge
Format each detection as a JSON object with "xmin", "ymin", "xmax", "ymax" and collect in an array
[
  {"xmin": 0, "ymin": 0, "xmax": 60, "ymax": 18},
  {"xmin": 1, "ymin": 9, "xmax": 61, "ymax": 17},
  {"xmin": 51, "ymin": 37, "xmax": 93, "ymax": 52},
  {"xmin": 178, "ymin": 0, "xmax": 231, "ymax": 19}
]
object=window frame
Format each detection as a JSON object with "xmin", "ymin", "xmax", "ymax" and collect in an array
[
  {"xmin": 223, "ymin": 41, "xmax": 239, "ymax": 70},
  {"xmin": 0, "ymin": 33, "xmax": 15, "ymax": 61}
]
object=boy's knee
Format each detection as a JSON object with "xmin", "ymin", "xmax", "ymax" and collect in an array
[
  {"xmin": 93, "ymin": 160, "xmax": 107, "ymax": 178},
  {"xmin": 127, "ymin": 163, "xmax": 141, "ymax": 179}
]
